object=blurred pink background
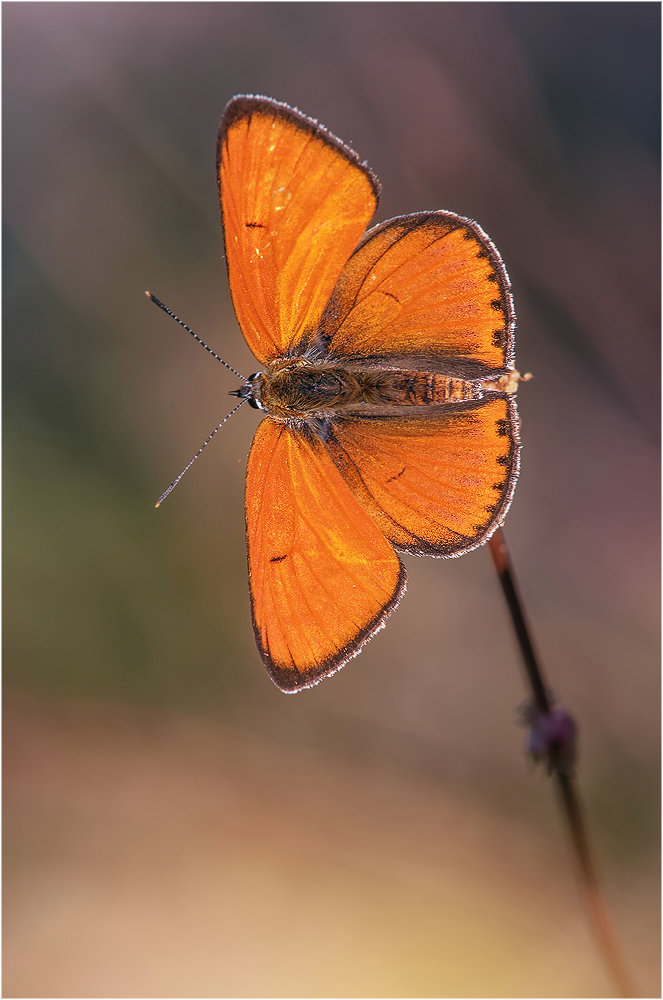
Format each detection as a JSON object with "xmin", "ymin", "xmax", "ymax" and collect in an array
[{"xmin": 4, "ymin": 3, "xmax": 659, "ymax": 997}]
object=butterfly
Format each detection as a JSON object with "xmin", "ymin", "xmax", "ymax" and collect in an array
[{"xmin": 212, "ymin": 94, "xmax": 521, "ymax": 693}]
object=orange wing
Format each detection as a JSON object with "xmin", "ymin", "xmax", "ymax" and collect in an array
[
  {"xmin": 245, "ymin": 417, "xmax": 406, "ymax": 691},
  {"xmin": 217, "ymin": 96, "xmax": 379, "ymax": 365},
  {"xmin": 320, "ymin": 212, "xmax": 515, "ymax": 376},
  {"xmin": 324, "ymin": 396, "xmax": 520, "ymax": 556}
]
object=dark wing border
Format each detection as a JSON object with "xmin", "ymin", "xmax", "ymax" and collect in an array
[
  {"xmin": 325, "ymin": 394, "xmax": 521, "ymax": 559},
  {"xmin": 216, "ymin": 94, "xmax": 381, "ymax": 208},
  {"xmin": 321, "ymin": 209, "xmax": 516, "ymax": 378},
  {"xmin": 251, "ymin": 556, "xmax": 408, "ymax": 693}
]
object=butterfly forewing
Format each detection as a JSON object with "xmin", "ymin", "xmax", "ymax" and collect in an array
[
  {"xmin": 325, "ymin": 397, "xmax": 519, "ymax": 556},
  {"xmin": 218, "ymin": 96, "xmax": 380, "ymax": 364},
  {"xmin": 320, "ymin": 212, "xmax": 515, "ymax": 377},
  {"xmin": 245, "ymin": 418, "xmax": 406, "ymax": 692}
]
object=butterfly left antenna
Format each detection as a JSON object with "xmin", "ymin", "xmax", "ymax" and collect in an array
[
  {"xmin": 145, "ymin": 291, "xmax": 249, "ymax": 383},
  {"xmin": 155, "ymin": 399, "xmax": 246, "ymax": 508}
]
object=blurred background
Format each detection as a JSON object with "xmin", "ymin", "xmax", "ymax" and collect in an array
[{"xmin": 3, "ymin": 3, "xmax": 659, "ymax": 997}]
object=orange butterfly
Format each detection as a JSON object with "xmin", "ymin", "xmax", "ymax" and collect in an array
[{"xmin": 213, "ymin": 95, "xmax": 520, "ymax": 692}]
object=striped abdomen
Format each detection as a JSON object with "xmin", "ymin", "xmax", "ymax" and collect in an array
[{"xmin": 355, "ymin": 370, "xmax": 478, "ymax": 406}]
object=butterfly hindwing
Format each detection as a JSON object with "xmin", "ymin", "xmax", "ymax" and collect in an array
[
  {"xmin": 320, "ymin": 212, "xmax": 515, "ymax": 377},
  {"xmin": 245, "ymin": 417, "xmax": 406, "ymax": 691},
  {"xmin": 218, "ymin": 96, "xmax": 380, "ymax": 365},
  {"xmin": 324, "ymin": 396, "xmax": 520, "ymax": 557}
]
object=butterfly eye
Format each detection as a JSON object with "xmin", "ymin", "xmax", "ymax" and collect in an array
[{"xmin": 229, "ymin": 371, "xmax": 265, "ymax": 409}]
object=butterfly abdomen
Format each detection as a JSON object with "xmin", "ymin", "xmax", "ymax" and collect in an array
[
  {"xmin": 258, "ymin": 364, "xmax": 479, "ymax": 417},
  {"xmin": 356, "ymin": 371, "xmax": 478, "ymax": 405}
]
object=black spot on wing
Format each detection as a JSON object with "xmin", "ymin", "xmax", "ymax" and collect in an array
[{"xmin": 386, "ymin": 467, "xmax": 406, "ymax": 484}]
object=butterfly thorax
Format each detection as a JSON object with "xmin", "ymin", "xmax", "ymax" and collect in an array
[{"xmin": 251, "ymin": 360, "xmax": 481, "ymax": 418}]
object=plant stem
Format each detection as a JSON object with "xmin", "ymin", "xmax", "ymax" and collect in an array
[{"xmin": 487, "ymin": 527, "xmax": 636, "ymax": 999}]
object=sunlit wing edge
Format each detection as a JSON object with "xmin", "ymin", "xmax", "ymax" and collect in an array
[
  {"xmin": 249, "ymin": 559, "xmax": 408, "ymax": 693},
  {"xmin": 217, "ymin": 94, "xmax": 381, "ymax": 204},
  {"xmin": 320, "ymin": 209, "xmax": 516, "ymax": 375},
  {"xmin": 326, "ymin": 395, "xmax": 521, "ymax": 560}
]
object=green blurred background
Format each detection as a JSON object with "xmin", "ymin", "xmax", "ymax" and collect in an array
[{"xmin": 4, "ymin": 3, "xmax": 660, "ymax": 996}]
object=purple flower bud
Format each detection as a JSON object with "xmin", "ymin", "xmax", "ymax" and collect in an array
[{"xmin": 522, "ymin": 704, "xmax": 577, "ymax": 775}]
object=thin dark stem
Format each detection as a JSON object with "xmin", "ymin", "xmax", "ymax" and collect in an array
[
  {"xmin": 488, "ymin": 527, "xmax": 636, "ymax": 999},
  {"xmin": 488, "ymin": 529, "xmax": 550, "ymax": 714}
]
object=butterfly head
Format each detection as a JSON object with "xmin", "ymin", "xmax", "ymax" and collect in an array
[{"xmin": 230, "ymin": 371, "xmax": 266, "ymax": 411}]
